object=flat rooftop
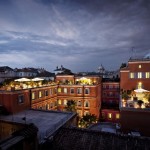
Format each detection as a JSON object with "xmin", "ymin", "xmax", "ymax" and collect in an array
[
  {"xmin": 89, "ymin": 122, "xmax": 117, "ymax": 134},
  {"xmin": 1, "ymin": 109, "xmax": 76, "ymax": 143}
]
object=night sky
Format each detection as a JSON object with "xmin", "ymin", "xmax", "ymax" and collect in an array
[{"xmin": 0, "ymin": 0, "xmax": 150, "ymax": 72}]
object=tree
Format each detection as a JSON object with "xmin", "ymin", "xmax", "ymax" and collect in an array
[
  {"xmin": 122, "ymin": 91, "xmax": 129, "ymax": 100},
  {"xmin": 78, "ymin": 114, "xmax": 97, "ymax": 128},
  {"xmin": 65, "ymin": 100, "xmax": 76, "ymax": 112},
  {"xmin": 120, "ymin": 63, "xmax": 127, "ymax": 69}
]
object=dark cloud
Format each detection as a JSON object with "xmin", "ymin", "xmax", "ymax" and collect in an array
[{"xmin": 0, "ymin": 0, "xmax": 150, "ymax": 72}]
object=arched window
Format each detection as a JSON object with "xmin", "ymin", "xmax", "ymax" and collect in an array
[
  {"xmin": 84, "ymin": 101, "xmax": 90, "ymax": 107},
  {"xmin": 77, "ymin": 100, "xmax": 82, "ymax": 107}
]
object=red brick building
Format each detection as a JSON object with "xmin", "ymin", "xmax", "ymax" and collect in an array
[
  {"xmin": 56, "ymin": 75, "xmax": 101, "ymax": 118},
  {"xmin": 0, "ymin": 89, "xmax": 30, "ymax": 114},
  {"xmin": 0, "ymin": 75, "xmax": 101, "ymax": 118},
  {"xmin": 120, "ymin": 58, "xmax": 150, "ymax": 91},
  {"xmin": 120, "ymin": 58, "xmax": 150, "ymax": 136},
  {"xmin": 101, "ymin": 78, "xmax": 120, "ymax": 123}
]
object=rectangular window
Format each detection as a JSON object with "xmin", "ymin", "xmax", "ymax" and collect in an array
[
  {"xmin": 77, "ymin": 88, "xmax": 82, "ymax": 94},
  {"xmin": 85, "ymin": 88, "xmax": 90, "ymax": 94},
  {"xmin": 18, "ymin": 95, "xmax": 24, "ymax": 104},
  {"xmin": 130, "ymin": 72, "xmax": 135, "ymax": 78},
  {"xmin": 31, "ymin": 92, "xmax": 35, "ymax": 100},
  {"xmin": 58, "ymin": 88, "xmax": 61, "ymax": 93},
  {"xmin": 145, "ymin": 72, "xmax": 150, "ymax": 78},
  {"xmin": 39, "ymin": 91, "xmax": 42, "ymax": 98},
  {"xmin": 116, "ymin": 114, "xmax": 120, "ymax": 119},
  {"xmin": 70, "ymin": 88, "xmax": 74, "ymax": 94},
  {"xmin": 45, "ymin": 90, "xmax": 48, "ymax": 96},
  {"xmin": 64, "ymin": 88, "xmax": 68, "ymax": 93},
  {"xmin": 54, "ymin": 88, "xmax": 57, "ymax": 94},
  {"xmin": 50, "ymin": 89, "xmax": 53, "ymax": 95},
  {"xmin": 138, "ymin": 72, "xmax": 142, "ymax": 78},
  {"xmin": 108, "ymin": 113, "xmax": 112, "ymax": 119}
]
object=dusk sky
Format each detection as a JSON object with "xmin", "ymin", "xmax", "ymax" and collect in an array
[{"xmin": 0, "ymin": 0, "xmax": 150, "ymax": 72}]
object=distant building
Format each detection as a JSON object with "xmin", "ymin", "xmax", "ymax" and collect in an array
[
  {"xmin": 15, "ymin": 68, "xmax": 38, "ymax": 78},
  {"xmin": 0, "ymin": 66, "xmax": 16, "ymax": 83},
  {"xmin": 54, "ymin": 65, "xmax": 73, "ymax": 75}
]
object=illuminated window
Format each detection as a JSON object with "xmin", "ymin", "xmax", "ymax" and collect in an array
[
  {"xmin": 77, "ymin": 88, "xmax": 82, "ymax": 94},
  {"xmin": 18, "ymin": 95, "xmax": 24, "ymax": 104},
  {"xmin": 58, "ymin": 99, "xmax": 61, "ymax": 105},
  {"xmin": 116, "ymin": 114, "xmax": 120, "ymax": 119},
  {"xmin": 64, "ymin": 99, "xmax": 67, "ymax": 105},
  {"xmin": 84, "ymin": 111, "xmax": 89, "ymax": 116},
  {"xmin": 145, "ymin": 72, "xmax": 150, "ymax": 78},
  {"xmin": 108, "ymin": 113, "xmax": 112, "ymax": 119},
  {"xmin": 137, "ymin": 72, "xmax": 142, "ymax": 78},
  {"xmin": 64, "ymin": 88, "xmax": 67, "ymax": 93},
  {"xmin": 38, "ymin": 91, "xmax": 42, "ymax": 98},
  {"xmin": 130, "ymin": 72, "xmax": 135, "ymax": 78},
  {"xmin": 70, "ymin": 88, "xmax": 74, "ymax": 94},
  {"xmin": 85, "ymin": 88, "xmax": 90, "ymax": 94},
  {"xmin": 58, "ymin": 88, "xmax": 61, "ymax": 93},
  {"xmin": 31, "ymin": 92, "xmax": 35, "ymax": 100},
  {"xmin": 138, "ymin": 65, "xmax": 141, "ymax": 68},
  {"xmin": 45, "ymin": 90, "xmax": 48, "ymax": 96},
  {"xmin": 138, "ymin": 82, "xmax": 142, "ymax": 89}
]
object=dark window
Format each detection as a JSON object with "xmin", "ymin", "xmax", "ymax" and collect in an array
[
  {"xmin": 18, "ymin": 95, "xmax": 24, "ymax": 104},
  {"xmin": 45, "ymin": 90, "xmax": 48, "ymax": 96},
  {"xmin": 70, "ymin": 88, "xmax": 74, "ymax": 94}
]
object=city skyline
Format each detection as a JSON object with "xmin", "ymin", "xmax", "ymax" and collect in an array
[{"xmin": 0, "ymin": 0, "xmax": 150, "ymax": 72}]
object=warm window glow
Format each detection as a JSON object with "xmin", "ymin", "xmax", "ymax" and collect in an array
[
  {"xmin": 64, "ymin": 99, "xmax": 67, "ymax": 105},
  {"xmin": 108, "ymin": 113, "xmax": 112, "ymax": 119},
  {"xmin": 138, "ymin": 65, "xmax": 141, "ymax": 68},
  {"xmin": 137, "ymin": 72, "xmax": 142, "ymax": 78},
  {"xmin": 64, "ymin": 88, "xmax": 67, "ymax": 93},
  {"xmin": 39, "ymin": 91, "xmax": 42, "ymax": 98},
  {"xmin": 116, "ymin": 114, "xmax": 120, "ymax": 119},
  {"xmin": 58, "ymin": 99, "xmax": 61, "ymax": 105},
  {"xmin": 138, "ymin": 82, "xmax": 142, "ymax": 89},
  {"xmin": 130, "ymin": 72, "xmax": 134, "ymax": 78},
  {"xmin": 146, "ymin": 72, "xmax": 150, "ymax": 78},
  {"xmin": 58, "ymin": 88, "xmax": 61, "ymax": 93},
  {"xmin": 31, "ymin": 92, "xmax": 35, "ymax": 100}
]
